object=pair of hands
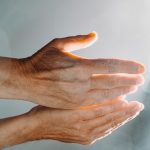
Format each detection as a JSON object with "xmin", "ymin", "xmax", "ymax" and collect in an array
[{"xmin": 0, "ymin": 32, "xmax": 145, "ymax": 148}]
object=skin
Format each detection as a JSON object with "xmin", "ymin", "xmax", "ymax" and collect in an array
[
  {"xmin": 0, "ymin": 32, "xmax": 145, "ymax": 109},
  {"xmin": 0, "ymin": 32, "xmax": 145, "ymax": 148},
  {"xmin": 0, "ymin": 98, "xmax": 144, "ymax": 149}
]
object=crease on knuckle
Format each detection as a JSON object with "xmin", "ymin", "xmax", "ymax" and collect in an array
[
  {"xmin": 125, "ymin": 108, "xmax": 135, "ymax": 116},
  {"xmin": 74, "ymin": 122, "xmax": 83, "ymax": 130},
  {"xmin": 80, "ymin": 129, "xmax": 94, "ymax": 143},
  {"xmin": 107, "ymin": 76, "xmax": 117, "ymax": 87},
  {"xmin": 94, "ymin": 107, "xmax": 105, "ymax": 116},
  {"xmin": 49, "ymin": 38, "xmax": 61, "ymax": 48},
  {"xmin": 108, "ymin": 104, "xmax": 115, "ymax": 112},
  {"xmin": 103, "ymin": 89, "xmax": 110, "ymax": 98},
  {"xmin": 111, "ymin": 119, "xmax": 118, "ymax": 128},
  {"xmin": 84, "ymin": 136, "xmax": 94, "ymax": 145},
  {"xmin": 106, "ymin": 60, "xmax": 117, "ymax": 73}
]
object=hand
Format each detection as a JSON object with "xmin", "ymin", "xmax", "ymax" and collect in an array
[
  {"xmin": 25, "ymin": 98, "xmax": 143, "ymax": 145},
  {"xmin": 15, "ymin": 32, "xmax": 144, "ymax": 108},
  {"xmin": 0, "ymin": 98, "xmax": 144, "ymax": 148},
  {"xmin": 0, "ymin": 98, "xmax": 143, "ymax": 149},
  {"xmin": 0, "ymin": 32, "xmax": 144, "ymax": 108}
]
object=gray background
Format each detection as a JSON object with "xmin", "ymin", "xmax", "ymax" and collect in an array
[{"xmin": 0, "ymin": 0, "xmax": 150, "ymax": 150}]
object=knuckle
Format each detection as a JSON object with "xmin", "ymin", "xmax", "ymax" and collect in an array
[
  {"xmin": 84, "ymin": 141, "xmax": 93, "ymax": 145},
  {"xmin": 74, "ymin": 123, "xmax": 82, "ymax": 130},
  {"xmin": 81, "ymin": 130, "xmax": 92, "ymax": 139},
  {"xmin": 82, "ymin": 130, "xmax": 95, "ymax": 144},
  {"xmin": 94, "ymin": 107, "xmax": 105, "ymax": 116},
  {"xmin": 109, "ymin": 104, "xmax": 114, "ymax": 112},
  {"xmin": 83, "ymin": 80, "xmax": 91, "ymax": 91},
  {"xmin": 103, "ymin": 89, "xmax": 110, "ymax": 98},
  {"xmin": 123, "ymin": 86, "xmax": 134, "ymax": 93},
  {"xmin": 70, "ymin": 66, "xmax": 90, "ymax": 80},
  {"xmin": 125, "ymin": 108, "xmax": 133, "ymax": 116},
  {"xmin": 51, "ymin": 38, "xmax": 60, "ymax": 43},
  {"xmin": 73, "ymin": 121, "xmax": 83, "ymax": 130},
  {"xmin": 75, "ymin": 80, "xmax": 91, "ymax": 92},
  {"xmin": 84, "ymin": 137, "xmax": 94, "ymax": 145},
  {"xmin": 107, "ymin": 76, "xmax": 117, "ymax": 87},
  {"xmin": 106, "ymin": 60, "xmax": 116, "ymax": 73},
  {"xmin": 81, "ymin": 141, "xmax": 93, "ymax": 145},
  {"xmin": 72, "ymin": 94, "xmax": 85, "ymax": 105},
  {"xmin": 72, "ymin": 113, "xmax": 80, "ymax": 121},
  {"xmin": 111, "ymin": 119, "xmax": 117, "ymax": 128}
]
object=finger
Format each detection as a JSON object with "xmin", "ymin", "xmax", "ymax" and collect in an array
[
  {"xmin": 94, "ymin": 118, "xmax": 129, "ymax": 141},
  {"xmin": 83, "ymin": 86, "xmax": 138, "ymax": 106},
  {"xmin": 81, "ymin": 58, "xmax": 145, "ymax": 74},
  {"xmin": 49, "ymin": 32, "xmax": 98, "ymax": 52},
  {"xmin": 94, "ymin": 113, "xmax": 137, "ymax": 136},
  {"xmin": 94, "ymin": 106, "xmax": 142, "ymax": 141},
  {"xmin": 94, "ymin": 131, "xmax": 112, "ymax": 142},
  {"xmin": 88, "ymin": 101, "xmax": 144, "ymax": 132},
  {"xmin": 90, "ymin": 74, "xmax": 144, "ymax": 90},
  {"xmin": 78, "ymin": 99, "xmax": 128, "ymax": 120},
  {"xmin": 79, "ymin": 95, "xmax": 126, "ymax": 109}
]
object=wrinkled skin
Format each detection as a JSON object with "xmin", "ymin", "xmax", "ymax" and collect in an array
[
  {"xmin": 15, "ymin": 32, "xmax": 144, "ymax": 109},
  {"xmin": 0, "ymin": 98, "xmax": 144, "ymax": 149},
  {"xmin": 0, "ymin": 32, "xmax": 145, "ymax": 149},
  {"xmin": 27, "ymin": 98, "xmax": 143, "ymax": 145}
]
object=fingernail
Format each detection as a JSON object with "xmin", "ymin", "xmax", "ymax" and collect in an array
[
  {"xmin": 139, "ymin": 103, "xmax": 144, "ymax": 111},
  {"xmin": 129, "ymin": 86, "xmax": 138, "ymax": 94},
  {"xmin": 119, "ymin": 95, "xmax": 126, "ymax": 99},
  {"xmin": 138, "ymin": 75, "xmax": 145, "ymax": 85},
  {"xmin": 138, "ymin": 64, "xmax": 145, "ymax": 73},
  {"xmin": 88, "ymin": 31, "xmax": 98, "ymax": 38},
  {"xmin": 128, "ymin": 113, "xmax": 140, "ymax": 121},
  {"xmin": 129, "ymin": 101, "xmax": 144, "ymax": 115},
  {"xmin": 134, "ymin": 102, "xmax": 144, "ymax": 112}
]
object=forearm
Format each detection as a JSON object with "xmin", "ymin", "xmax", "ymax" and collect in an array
[{"xmin": 0, "ymin": 113, "xmax": 35, "ymax": 149}]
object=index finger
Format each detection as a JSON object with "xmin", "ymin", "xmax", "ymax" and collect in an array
[
  {"xmin": 82, "ymin": 58, "xmax": 145, "ymax": 74},
  {"xmin": 77, "ymin": 99, "xmax": 128, "ymax": 121}
]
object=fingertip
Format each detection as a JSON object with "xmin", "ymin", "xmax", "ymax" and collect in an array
[
  {"xmin": 138, "ymin": 63, "xmax": 145, "ymax": 74},
  {"xmin": 138, "ymin": 75, "xmax": 145, "ymax": 85},
  {"xmin": 117, "ymin": 95, "xmax": 127, "ymax": 100},
  {"xmin": 127, "ymin": 86, "xmax": 138, "ymax": 94},
  {"xmin": 138, "ymin": 103, "xmax": 144, "ymax": 111},
  {"xmin": 88, "ymin": 31, "xmax": 98, "ymax": 42},
  {"xmin": 88, "ymin": 31, "xmax": 98, "ymax": 38},
  {"xmin": 129, "ymin": 101, "xmax": 144, "ymax": 112}
]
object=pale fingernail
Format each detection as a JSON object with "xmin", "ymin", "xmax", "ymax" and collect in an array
[
  {"xmin": 139, "ymin": 103, "xmax": 144, "ymax": 111},
  {"xmin": 131, "ymin": 101, "xmax": 144, "ymax": 113},
  {"xmin": 119, "ymin": 95, "xmax": 126, "ymax": 99},
  {"xmin": 88, "ymin": 31, "xmax": 98, "ymax": 41},
  {"xmin": 129, "ymin": 86, "xmax": 138, "ymax": 94},
  {"xmin": 138, "ymin": 64, "xmax": 145, "ymax": 73},
  {"xmin": 88, "ymin": 31, "xmax": 97, "ymax": 37},
  {"xmin": 135, "ymin": 103, "xmax": 144, "ymax": 112},
  {"xmin": 138, "ymin": 76, "xmax": 145, "ymax": 85}
]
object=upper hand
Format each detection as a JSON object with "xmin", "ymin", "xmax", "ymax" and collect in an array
[{"xmin": 18, "ymin": 32, "xmax": 145, "ymax": 108}]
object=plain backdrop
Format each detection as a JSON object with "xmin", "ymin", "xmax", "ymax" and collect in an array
[{"xmin": 0, "ymin": 0, "xmax": 150, "ymax": 150}]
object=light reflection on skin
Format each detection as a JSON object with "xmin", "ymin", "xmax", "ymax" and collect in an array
[{"xmin": 0, "ymin": 32, "xmax": 145, "ymax": 148}]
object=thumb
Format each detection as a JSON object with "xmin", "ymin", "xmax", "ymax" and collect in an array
[{"xmin": 49, "ymin": 32, "xmax": 98, "ymax": 52}]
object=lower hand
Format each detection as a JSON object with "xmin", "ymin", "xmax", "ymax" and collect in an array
[
  {"xmin": 0, "ymin": 98, "xmax": 144, "ymax": 149},
  {"xmin": 26, "ymin": 98, "xmax": 144, "ymax": 145}
]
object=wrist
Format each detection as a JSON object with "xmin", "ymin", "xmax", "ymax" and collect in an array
[
  {"xmin": 0, "ymin": 57, "xmax": 28, "ymax": 100},
  {"xmin": 0, "ymin": 112, "xmax": 37, "ymax": 149},
  {"xmin": 25, "ymin": 107, "xmax": 57, "ymax": 141},
  {"xmin": 25, "ymin": 108, "xmax": 50, "ymax": 141}
]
